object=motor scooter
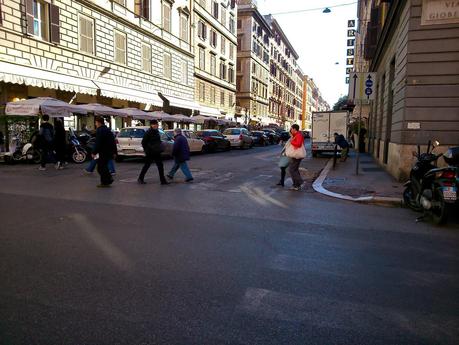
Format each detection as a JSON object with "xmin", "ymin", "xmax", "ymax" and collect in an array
[
  {"xmin": 67, "ymin": 128, "xmax": 87, "ymax": 164},
  {"xmin": 4, "ymin": 132, "xmax": 42, "ymax": 164}
]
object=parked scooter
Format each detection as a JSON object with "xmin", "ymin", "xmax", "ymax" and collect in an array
[
  {"xmin": 403, "ymin": 140, "xmax": 459, "ymax": 225},
  {"xmin": 9, "ymin": 132, "xmax": 42, "ymax": 164},
  {"xmin": 67, "ymin": 128, "xmax": 87, "ymax": 164}
]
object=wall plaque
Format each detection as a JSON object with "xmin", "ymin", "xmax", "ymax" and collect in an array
[{"xmin": 422, "ymin": 0, "xmax": 459, "ymax": 25}]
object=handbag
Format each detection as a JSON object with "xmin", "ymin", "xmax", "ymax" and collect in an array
[
  {"xmin": 278, "ymin": 155, "xmax": 290, "ymax": 168},
  {"xmin": 285, "ymin": 142, "xmax": 306, "ymax": 159}
]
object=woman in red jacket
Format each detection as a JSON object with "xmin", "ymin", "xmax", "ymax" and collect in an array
[{"xmin": 289, "ymin": 124, "xmax": 305, "ymax": 190}]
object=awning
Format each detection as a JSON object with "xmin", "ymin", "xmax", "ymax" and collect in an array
[
  {"xmin": 198, "ymin": 105, "xmax": 222, "ymax": 117},
  {"xmin": 0, "ymin": 61, "xmax": 98, "ymax": 95},
  {"xmin": 5, "ymin": 97, "xmax": 88, "ymax": 117},
  {"xmin": 96, "ymin": 82, "xmax": 162, "ymax": 107},
  {"xmin": 160, "ymin": 94, "xmax": 201, "ymax": 111}
]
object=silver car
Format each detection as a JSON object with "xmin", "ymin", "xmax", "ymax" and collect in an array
[
  {"xmin": 223, "ymin": 128, "xmax": 253, "ymax": 149},
  {"xmin": 116, "ymin": 126, "xmax": 174, "ymax": 160}
]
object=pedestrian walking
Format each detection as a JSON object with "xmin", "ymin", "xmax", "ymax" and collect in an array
[
  {"xmin": 137, "ymin": 120, "xmax": 168, "ymax": 185},
  {"xmin": 85, "ymin": 158, "xmax": 116, "ymax": 175},
  {"xmin": 334, "ymin": 132, "xmax": 349, "ymax": 162},
  {"xmin": 277, "ymin": 139, "xmax": 290, "ymax": 187},
  {"xmin": 54, "ymin": 118, "xmax": 66, "ymax": 169},
  {"xmin": 285, "ymin": 124, "xmax": 306, "ymax": 191},
  {"xmin": 37, "ymin": 114, "xmax": 54, "ymax": 171},
  {"xmin": 92, "ymin": 117, "xmax": 117, "ymax": 188},
  {"xmin": 167, "ymin": 128, "xmax": 193, "ymax": 182}
]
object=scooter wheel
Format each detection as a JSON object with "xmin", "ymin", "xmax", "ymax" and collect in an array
[
  {"xmin": 403, "ymin": 184, "xmax": 422, "ymax": 212},
  {"xmin": 72, "ymin": 150, "xmax": 87, "ymax": 164},
  {"xmin": 429, "ymin": 187, "xmax": 448, "ymax": 225}
]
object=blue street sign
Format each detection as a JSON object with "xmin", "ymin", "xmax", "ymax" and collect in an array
[
  {"xmin": 366, "ymin": 79, "xmax": 373, "ymax": 87},
  {"xmin": 365, "ymin": 88, "xmax": 373, "ymax": 96}
]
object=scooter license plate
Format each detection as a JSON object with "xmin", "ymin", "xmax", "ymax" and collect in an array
[{"xmin": 443, "ymin": 187, "xmax": 457, "ymax": 201}]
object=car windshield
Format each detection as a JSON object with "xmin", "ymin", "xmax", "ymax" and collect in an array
[
  {"xmin": 224, "ymin": 129, "xmax": 240, "ymax": 135},
  {"xmin": 118, "ymin": 129, "xmax": 131, "ymax": 138},
  {"xmin": 130, "ymin": 128, "xmax": 145, "ymax": 138}
]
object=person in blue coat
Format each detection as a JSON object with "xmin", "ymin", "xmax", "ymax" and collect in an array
[{"xmin": 167, "ymin": 128, "xmax": 193, "ymax": 182}]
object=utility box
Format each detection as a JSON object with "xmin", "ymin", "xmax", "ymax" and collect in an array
[{"xmin": 311, "ymin": 111, "xmax": 349, "ymax": 157}]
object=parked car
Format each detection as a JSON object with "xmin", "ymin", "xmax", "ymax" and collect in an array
[
  {"xmin": 261, "ymin": 129, "xmax": 280, "ymax": 144},
  {"xmin": 223, "ymin": 128, "xmax": 253, "ymax": 149},
  {"xmin": 250, "ymin": 131, "xmax": 269, "ymax": 146},
  {"xmin": 195, "ymin": 130, "xmax": 231, "ymax": 152},
  {"xmin": 279, "ymin": 131, "xmax": 291, "ymax": 142},
  {"xmin": 302, "ymin": 130, "xmax": 311, "ymax": 139},
  {"xmin": 116, "ymin": 126, "xmax": 173, "ymax": 160},
  {"xmin": 165, "ymin": 129, "xmax": 205, "ymax": 153}
]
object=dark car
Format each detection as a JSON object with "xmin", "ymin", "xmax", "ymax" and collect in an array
[
  {"xmin": 261, "ymin": 129, "xmax": 280, "ymax": 144},
  {"xmin": 302, "ymin": 130, "xmax": 311, "ymax": 139},
  {"xmin": 250, "ymin": 131, "xmax": 269, "ymax": 146},
  {"xmin": 279, "ymin": 131, "xmax": 291, "ymax": 142},
  {"xmin": 196, "ymin": 130, "xmax": 231, "ymax": 152}
]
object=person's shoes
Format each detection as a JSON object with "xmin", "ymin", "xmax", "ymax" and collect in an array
[
  {"xmin": 185, "ymin": 178, "xmax": 194, "ymax": 183},
  {"xmin": 58, "ymin": 165, "xmax": 64, "ymax": 170},
  {"xmin": 97, "ymin": 184, "xmax": 111, "ymax": 188},
  {"xmin": 290, "ymin": 186, "xmax": 301, "ymax": 191},
  {"xmin": 55, "ymin": 163, "xmax": 60, "ymax": 170},
  {"xmin": 110, "ymin": 172, "xmax": 116, "ymax": 176},
  {"xmin": 137, "ymin": 179, "xmax": 147, "ymax": 185},
  {"xmin": 166, "ymin": 174, "xmax": 173, "ymax": 180},
  {"xmin": 38, "ymin": 166, "xmax": 46, "ymax": 171},
  {"xmin": 276, "ymin": 181, "xmax": 284, "ymax": 187},
  {"xmin": 84, "ymin": 169, "xmax": 92, "ymax": 174},
  {"xmin": 161, "ymin": 181, "xmax": 170, "ymax": 185}
]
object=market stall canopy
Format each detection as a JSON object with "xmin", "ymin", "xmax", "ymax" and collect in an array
[
  {"xmin": 76, "ymin": 103, "xmax": 124, "ymax": 117},
  {"xmin": 159, "ymin": 94, "xmax": 201, "ymax": 111},
  {"xmin": 117, "ymin": 108, "xmax": 152, "ymax": 120},
  {"xmin": 5, "ymin": 97, "xmax": 88, "ymax": 117},
  {"xmin": 148, "ymin": 111, "xmax": 171, "ymax": 120},
  {"xmin": 191, "ymin": 115, "xmax": 214, "ymax": 124},
  {"xmin": 171, "ymin": 114, "xmax": 196, "ymax": 123}
]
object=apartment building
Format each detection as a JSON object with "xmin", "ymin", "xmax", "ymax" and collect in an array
[
  {"xmin": 235, "ymin": 0, "xmax": 271, "ymax": 125},
  {"xmin": 0, "ymin": 0, "xmax": 198, "ymax": 129},
  {"xmin": 193, "ymin": 0, "xmax": 237, "ymax": 119},
  {"xmin": 293, "ymin": 67, "xmax": 303, "ymax": 127},
  {"xmin": 356, "ymin": 0, "xmax": 459, "ymax": 180},
  {"xmin": 264, "ymin": 15, "xmax": 300, "ymax": 129}
]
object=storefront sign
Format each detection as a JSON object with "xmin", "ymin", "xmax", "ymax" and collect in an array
[{"xmin": 422, "ymin": 0, "xmax": 459, "ymax": 25}]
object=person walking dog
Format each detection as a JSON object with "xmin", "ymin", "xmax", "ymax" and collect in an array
[
  {"xmin": 138, "ymin": 120, "xmax": 168, "ymax": 185},
  {"xmin": 285, "ymin": 124, "xmax": 306, "ymax": 191},
  {"xmin": 167, "ymin": 128, "xmax": 193, "ymax": 182},
  {"xmin": 92, "ymin": 117, "xmax": 116, "ymax": 188}
]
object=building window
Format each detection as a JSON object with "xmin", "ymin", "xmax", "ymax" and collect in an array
[
  {"xmin": 228, "ymin": 67, "xmax": 234, "ymax": 84},
  {"xmin": 141, "ymin": 43, "xmax": 151, "ymax": 73},
  {"xmin": 229, "ymin": 94, "xmax": 233, "ymax": 107},
  {"xmin": 198, "ymin": 21, "xmax": 207, "ymax": 40},
  {"xmin": 230, "ymin": 16, "xmax": 235, "ymax": 33},
  {"xmin": 163, "ymin": 52, "xmax": 172, "ymax": 79},
  {"xmin": 237, "ymin": 37, "xmax": 242, "ymax": 50},
  {"xmin": 221, "ymin": 36, "xmax": 226, "ymax": 55},
  {"xmin": 221, "ymin": 5, "xmax": 226, "ymax": 27},
  {"xmin": 220, "ymin": 62, "xmax": 227, "ymax": 80},
  {"xmin": 229, "ymin": 44, "xmax": 234, "ymax": 60},
  {"xmin": 28, "ymin": 0, "xmax": 51, "ymax": 40},
  {"xmin": 180, "ymin": 13, "xmax": 189, "ymax": 42},
  {"xmin": 181, "ymin": 60, "xmax": 188, "ymax": 85},
  {"xmin": 78, "ymin": 15, "xmax": 94, "ymax": 54},
  {"xmin": 199, "ymin": 46, "xmax": 205, "ymax": 70},
  {"xmin": 212, "ymin": 1, "xmax": 219, "ymax": 19},
  {"xmin": 210, "ymin": 54, "xmax": 216, "ymax": 76},
  {"xmin": 210, "ymin": 30, "xmax": 217, "ymax": 47},
  {"xmin": 199, "ymin": 82, "xmax": 205, "ymax": 101},
  {"xmin": 134, "ymin": 0, "xmax": 150, "ymax": 20},
  {"xmin": 210, "ymin": 87, "xmax": 216, "ymax": 104},
  {"xmin": 220, "ymin": 91, "xmax": 225, "ymax": 106},
  {"xmin": 162, "ymin": 1, "xmax": 171, "ymax": 33},
  {"xmin": 114, "ymin": 31, "xmax": 127, "ymax": 64}
]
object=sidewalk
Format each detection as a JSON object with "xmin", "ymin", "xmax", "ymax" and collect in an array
[{"xmin": 312, "ymin": 151, "xmax": 404, "ymax": 207}]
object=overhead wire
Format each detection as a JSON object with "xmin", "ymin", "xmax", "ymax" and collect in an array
[{"xmin": 270, "ymin": 1, "xmax": 358, "ymax": 15}]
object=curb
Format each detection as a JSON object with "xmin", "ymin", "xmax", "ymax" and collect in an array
[{"xmin": 312, "ymin": 159, "xmax": 403, "ymax": 207}]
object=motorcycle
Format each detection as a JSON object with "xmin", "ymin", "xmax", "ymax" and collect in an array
[
  {"xmin": 9, "ymin": 132, "xmax": 42, "ymax": 164},
  {"xmin": 403, "ymin": 140, "xmax": 459, "ymax": 225},
  {"xmin": 67, "ymin": 128, "xmax": 87, "ymax": 164}
]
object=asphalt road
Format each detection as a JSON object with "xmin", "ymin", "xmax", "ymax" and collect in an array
[{"xmin": 1, "ymin": 144, "xmax": 458, "ymax": 345}]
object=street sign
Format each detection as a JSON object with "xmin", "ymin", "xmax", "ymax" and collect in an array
[
  {"xmin": 348, "ymin": 20, "xmax": 356, "ymax": 27},
  {"xmin": 347, "ymin": 29, "xmax": 355, "ymax": 37},
  {"xmin": 348, "ymin": 72, "xmax": 377, "ymax": 101}
]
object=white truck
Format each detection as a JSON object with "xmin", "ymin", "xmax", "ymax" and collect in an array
[{"xmin": 311, "ymin": 111, "xmax": 349, "ymax": 157}]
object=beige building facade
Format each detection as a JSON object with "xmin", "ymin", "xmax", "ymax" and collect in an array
[
  {"xmin": 0, "ymin": 0, "xmax": 198, "ymax": 127},
  {"xmin": 357, "ymin": 0, "xmax": 459, "ymax": 180},
  {"xmin": 235, "ymin": 0, "xmax": 270, "ymax": 125},
  {"xmin": 192, "ymin": 0, "xmax": 237, "ymax": 119}
]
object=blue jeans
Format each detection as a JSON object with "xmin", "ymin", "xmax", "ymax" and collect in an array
[
  {"xmin": 86, "ymin": 159, "xmax": 115, "ymax": 174},
  {"xmin": 168, "ymin": 161, "xmax": 193, "ymax": 180}
]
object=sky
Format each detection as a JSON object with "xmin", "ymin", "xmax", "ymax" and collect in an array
[{"xmin": 256, "ymin": 0, "xmax": 358, "ymax": 106}]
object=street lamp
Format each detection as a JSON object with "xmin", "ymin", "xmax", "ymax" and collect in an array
[{"xmin": 323, "ymin": 7, "xmax": 331, "ymax": 13}]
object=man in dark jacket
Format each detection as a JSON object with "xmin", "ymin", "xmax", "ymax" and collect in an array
[
  {"xmin": 38, "ymin": 114, "xmax": 55, "ymax": 171},
  {"xmin": 138, "ymin": 120, "xmax": 169, "ymax": 185},
  {"xmin": 167, "ymin": 128, "xmax": 193, "ymax": 182},
  {"xmin": 92, "ymin": 117, "xmax": 117, "ymax": 187},
  {"xmin": 334, "ymin": 132, "xmax": 349, "ymax": 162},
  {"xmin": 54, "ymin": 118, "xmax": 67, "ymax": 169}
]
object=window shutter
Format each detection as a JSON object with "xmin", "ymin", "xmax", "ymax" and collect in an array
[
  {"xmin": 143, "ymin": 0, "xmax": 150, "ymax": 19},
  {"xmin": 50, "ymin": 4, "xmax": 60, "ymax": 44},
  {"xmin": 0, "ymin": 1, "xmax": 3, "ymax": 25},
  {"xmin": 25, "ymin": 0, "xmax": 34, "ymax": 35},
  {"xmin": 134, "ymin": 0, "xmax": 142, "ymax": 17}
]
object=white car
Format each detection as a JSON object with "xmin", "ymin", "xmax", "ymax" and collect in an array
[
  {"xmin": 223, "ymin": 128, "xmax": 253, "ymax": 149},
  {"xmin": 116, "ymin": 126, "xmax": 174, "ymax": 160},
  {"xmin": 165, "ymin": 129, "xmax": 205, "ymax": 153}
]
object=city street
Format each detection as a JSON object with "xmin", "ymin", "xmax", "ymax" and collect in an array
[{"xmin": 1, "ymin": 145, "xmax": 458, "ymax": 345}]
